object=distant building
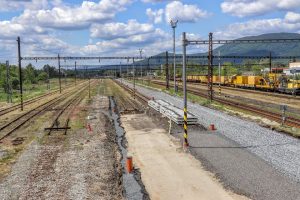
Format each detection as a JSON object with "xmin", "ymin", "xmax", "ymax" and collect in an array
[
  {"xmin": 285, "ymin": 62, "xmax": 300, "ymax": 75},
  {"xmin": 289, "ymin": 62, "xmax": 300, "ymax": 68}
]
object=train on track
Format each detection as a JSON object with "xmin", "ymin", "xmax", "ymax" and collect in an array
[{"xmin": 183, "ymin": 73, "xmax": 300, "ymax": 95}]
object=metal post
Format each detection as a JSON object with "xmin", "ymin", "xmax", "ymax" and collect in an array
[
  {"xmin": 75, "ymin": 61, "xmax": 77, "ymax": 86},
  {"xmin": 182, "ymin": 32, "xmax": 188, "ymax": 147},
  {"xmin": 218, "ymin": 51, "xmax": 221, "ymax": 97},
  {"xmin": 127, "ymin": 58, "xmax": 129, "ymax": 79},
  {"xmin": 208, "ymin": 33, "xmax": 213, "ymax": 102},
  {"xmin": 120, "ymin": 62, "xmax": 122, "ymax": 83},
  {"xmin": 47, "ymin": 64, "xmax": 50, "ymax": 90},
  {"xmin": 147, "ymin": 57, "xmax": 150, "ymax": 86},
  {"xmin": 6, "ymin": 61, "xmax": 12, "ymax": 103},
  {"xmin": 58, "ymin": 54, "xmax": 62, "ymax": 93},
  {"xmin": 132, "ymin": 58, "xmax": 136, "ymax": 99},
  {"xmin": 17, "ymin": 37, "xmax": 23, "ymax": 110},
  {"xmin": 171, "ymin": 20, "xmax": 178, "ymax": 93},
  {"xmin": 269, "ymin": 52, "xmax": 272, "ymax": 72},
  {"xmin": 166, "ymin": 51, "xmax": 169, "ymax": 90}
]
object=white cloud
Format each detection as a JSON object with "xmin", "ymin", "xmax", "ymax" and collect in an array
[
  {"xmin": 90, "ymin": 20, "xmax": 154, "ymax": 39},
  {"xmin": 221, "ymin": 0, "xmax": 300, "ymax": 17},
  {"xmin": 82, "ymin": 28, "xmax": 169, "ymax": 55},
  {"xmin": 14, "ymin": 0, "xmax": 132, "ymax": 30},
  {"xmin": 285, "ymin": 12, "xmax": 300, "ymax": 23},
  {"xmin": 146, "ymin": 8, "xmax": 164, "ymax": 24},
  {"xmin": 215, "ymin": 12, "xmax": 300, "ymax": 39},
  {"xmin": 165, "ymin": 1, "xmax": 209, "ymax": 23},
  {"xmin": 0, "ymin": 0, "xmax": 48, "ymax": 12},
  {"xmin": 0, "ymin": 20, "xmax": 46, "ymax": 39}
]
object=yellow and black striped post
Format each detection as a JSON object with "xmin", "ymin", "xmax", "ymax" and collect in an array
[
  {"xmin": 182, "ymin": 32, "xmax": 189, "ymax": 147},
  {"xmin": 183, "ymin": 107, "xmax": 188, "ymax": 146}
]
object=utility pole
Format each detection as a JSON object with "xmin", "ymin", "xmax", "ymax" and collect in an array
[
  {"xmin": 165, "ymin": 51, "xmax": 169, "ymax": 90},
  {"xmin": 6, "ymin": 61, "xmax": 12, "ymax": 103},
  {"xmin": 17, "ymin": 37, "xmax": 23, "ymax": 111},
  {"xmin": 74, "ymin": 61, "xmax": 77, "ymax": 86},
  {"xmin": 147, "ymin": 57, "xmax": 150, "ymax": 86},
  {"xmin": 269, "ymin": 52, "xmax": 272, "ymax": 73},
  {"xmin": 170, "ymin": 19, "xmax": 178, "ymax": 93},
  {"xmin": 218, "ymin": 51, "xmax": 221, "ymax": 97},
  {"xmin": 182, "ymin": 32, "xmax": 188, "ymax": 147},
  {"xmin": 133, "ymin": 58, "xmax": 135, "ymax": 99},
  {"xmin": 58, "ymin": 54, "xmax": 62, "ymax": 93},
  {"xmin": 47, "ymin": 65, "xmax": 50, "ymax": 90},
  {"xmin": 208, "ymin": 33, "xmax": 213, "ymax": 102},
  {"xmin": 127, "ymin": 58, "xmax": 129, "ymax": 79}
]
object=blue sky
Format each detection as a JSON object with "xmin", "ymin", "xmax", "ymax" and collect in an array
[{"xmin": 1, "ymin": 0, "xmax": 300, "ymax": 65}]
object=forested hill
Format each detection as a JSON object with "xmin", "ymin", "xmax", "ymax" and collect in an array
[
  {"xmin": 137, "ymin": 33, "xmax": 300, "ymax": 66},
  {"xmin": 211, "ymin": 33, "xmax": 300, "ymax": 57}
]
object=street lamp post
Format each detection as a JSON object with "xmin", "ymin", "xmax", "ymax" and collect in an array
[{"xmin": 170, "ymin": 19, "xmax": 178, "ymax": 93}]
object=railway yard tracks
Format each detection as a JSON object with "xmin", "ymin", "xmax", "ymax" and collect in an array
[
  {"xmin": 135, "ymin": 79, "xmax": 300, "ymax": 129},
  {"xmin": 114, "ymin": 80, "xmax": 150, "ymax": 103},
  {"xmin": 0, "ymin": 81, "xmax": 92, "ymax": 143},
  {"xmin": 0, "ymin": 82, "xmax": 80, "ymax": 117},
  {"xmin": 150, "ymin": 79, "xmax": 300, "ymax": 99},
  {"xmin": 45, "ymin": 85, "xmax": 89, "ymax": 135}
]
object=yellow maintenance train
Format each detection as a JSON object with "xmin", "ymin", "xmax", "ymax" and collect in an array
[{"xmin": 185, "ymin": 73, "xmax": 300, "ymax": 95}]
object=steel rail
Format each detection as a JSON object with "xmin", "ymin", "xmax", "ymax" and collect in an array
[
  {"xmin": 149, "ymin": 80, "xmax": 300, "ymax": 128},
  {"xmin": 0, "ymin": 82, "xmax": 82, "ymax": 116},
  {"xmin": 0, "ymin": 82, "xmax": 90, "ymax": 141},
  {"xmin": 149, "ymin": 79, "xmax": 300, "ymax": 100},
  {"xmin": 47, "ymin": 84, "xmax": 89, "ymax": 135}
]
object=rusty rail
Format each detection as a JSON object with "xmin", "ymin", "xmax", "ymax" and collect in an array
[{"xmin": 142, "ymin": 80, "xmax": 300, "ymax": 129}]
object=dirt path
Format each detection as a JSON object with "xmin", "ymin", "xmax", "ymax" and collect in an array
[
  {"xmin": 0, "ymin": 95, "xmax": 123, "ymax": 200},
  {"xmin": 121, "ymin": 113, "xmax": 248, "ymax": 200}
]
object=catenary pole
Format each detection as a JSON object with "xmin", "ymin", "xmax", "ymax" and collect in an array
[
  {"xmin": 171, "ymin": 20, "xmax": 178, "ymax": 93},
  {"xmin": 182, "ymin": 32, "xmax": 188, "ymax": 147},
  {"xmin": 58, "ymin": 54, "xmax": 62, "ymax": 93},
  {"xmin": 17, "ymin": 37, "xmax": 24, "ymax": 111}
]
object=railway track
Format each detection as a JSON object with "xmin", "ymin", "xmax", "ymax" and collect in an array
[
  {"xmin": 114, "ymin": 80, "xmax": 150, "ymax": 103},
  {"xmin": 0, "ymin": 82, "xmax": 83, "ymax": 117},
  {"xmin": 149, "ymin": 79, "xmax": 300, "ymax": 100},
  {"xmin": 0, "ymin": 90, "xmax": 59, "ymax": 116},
  {"xmin": 46, "ymin": 84, "xmax": 89, "ymax": 135},
  {"xmin": 0, "ymin": 82, "xmax": 90, "ymax": 142},
  {"xmin": 140, "ymin": 80, "xmax": 300, "ymax": 128}
]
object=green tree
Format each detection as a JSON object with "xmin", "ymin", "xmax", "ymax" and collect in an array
[
  {"xmin": 37, "ymin": 72, "xmax": 48, "ymax": 81},
  {"xmin": 24, "ymin": 63, "xmax": 37, "ymax": 84}
]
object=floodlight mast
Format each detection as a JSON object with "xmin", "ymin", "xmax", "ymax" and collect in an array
[{"xmin": 170, "ymin": 19, "xmax": 178, "ymax": 93}]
